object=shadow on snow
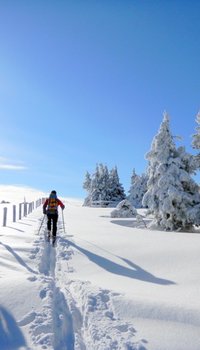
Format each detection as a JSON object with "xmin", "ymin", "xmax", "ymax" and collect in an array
[
  {"xmin": 4, "ymin": 226, "xmax": 25, "ymax": 233},
  {"xmin": 69, "ymin": 240, "xmax": 175, "ymax": 285},
  {"xmin": 0, "ymin": 306, "xmax": 27, "ymax": 350},
  {"xmin": 0, "ymin": 242, "xmax": 38, "ymax": 274},
  {"xmin": 111, "ymin": 219, "xmax": 152, "ymax": 228}
]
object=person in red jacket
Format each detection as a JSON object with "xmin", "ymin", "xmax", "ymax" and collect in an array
[{"xmin": 43, "ymin": 190, "xmax": 65, "ymax": 242}]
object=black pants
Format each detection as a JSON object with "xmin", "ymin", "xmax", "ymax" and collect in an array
[{"xmin": 47, "ymin": 213, "xmax": 58, "ymax": 237}]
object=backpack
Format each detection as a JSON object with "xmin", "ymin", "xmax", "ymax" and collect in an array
[{"xmin": 47, "ymin": 197, "xmax": 58, "ymax": 214}]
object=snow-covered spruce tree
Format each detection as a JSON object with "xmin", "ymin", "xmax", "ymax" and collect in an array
[
  {"xmin": 90, "ymin": 164, "xmax": 102, "ymax": 202},
  {"xmin": 128, "ymin": 169, "xmax": 148, "ymax": 208},
  {"xmin": 97, "ymin": 164, "xmax": 110, "ymax": 201},
  {"xmin": 143, "ymin": 112, "xmax": 200, "ymax": 231},
  {"xmin": 83, "ymin": 164, "xmax": 126, "ymax": 206},
  {"xmin": 83, "ymin": 171, "xmax": 91, "ymax": 192},
  {"xmin": 192, "ymin": 111, "xmax": 200, "ymax": 149},
  {"xmin": 83, "ymin": 171, "xmax": 92, "ymax": 206},
  {"xmin": 83, "ymin": 165, "xmax": 102, "ymax": 206},
  {"xmin": 192, "ymin": 111, "xmax": 200, "ymax": 169},
  {"xmin": 109, "ymin": 166, "xmax": 126, "ymax": 204}
]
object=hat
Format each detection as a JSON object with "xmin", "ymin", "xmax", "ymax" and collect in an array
[{"xmin": 51, "ymin": 190, "xmax": 57, "ymax": 195}]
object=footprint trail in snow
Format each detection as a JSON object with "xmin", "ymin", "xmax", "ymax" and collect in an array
[{"xmin": 20, "ymin": 218, "xmax": 147, "ymax": 350}]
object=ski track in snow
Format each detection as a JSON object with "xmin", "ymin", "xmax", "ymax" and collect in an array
[{"xmin": 18, "ymin": 217, "xmax": 147, "ymax": 350}]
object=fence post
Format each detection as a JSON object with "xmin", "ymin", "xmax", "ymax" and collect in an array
[
  {"xmin": 19, "ymin": 203, "xmax": 22, "ymax": 220},
  {"xmin": 3, "ymin": 207, "xmax": 7, "ymax": 227},
  {"xmin": 29, "ymin": 202, "xmax": 33, "ymax": 214},
  {"xmin": 13, "ymin": 205, "xmax": 16, "ymax": 222},
  {"xmin": 24, "ymin": 202, "xmax": 27, "ymax": 217}
]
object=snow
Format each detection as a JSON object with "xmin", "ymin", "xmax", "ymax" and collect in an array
[
  {"xmin": 110, "ymin": 200, "xmax": 137, "ymax": 218},
  {"xmin": 0, "ymin": 185, "xmax": 200, "ymax": 350}
]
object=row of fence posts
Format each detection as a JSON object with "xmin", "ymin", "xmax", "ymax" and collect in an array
[{"xmin": 2, "ymin": 198, "xmax": 45, "ymax": 227}]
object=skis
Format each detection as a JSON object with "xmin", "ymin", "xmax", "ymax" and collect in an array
[
  {"xmin": 46, "ymin": 231, "xmax": 57, "ymax": 246},
  {"xmin": 52, "ymin": 236, "xmax": 56, "ymax": 247}
]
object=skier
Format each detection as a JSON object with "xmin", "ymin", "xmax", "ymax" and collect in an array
[{"xmin": 43, "ymin": 190, "xmax": 65, "ymax": 244}]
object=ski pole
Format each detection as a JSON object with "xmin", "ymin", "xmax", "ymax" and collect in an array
[
  {"xmin": 38, "ymin": 214, "xmax": 45, "ymax": 235},
  {"xmin": 62, "ymin": 209, "xmax": 66, "ymax": 234}
]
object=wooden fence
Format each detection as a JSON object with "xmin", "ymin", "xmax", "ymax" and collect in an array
[
  {"xmin": 90, "ymin": 200, "xmax": 118, "ymax": 208},
  {"xmin": 2, "ymin": 198, "xmax": 46, "ymax": 227}
]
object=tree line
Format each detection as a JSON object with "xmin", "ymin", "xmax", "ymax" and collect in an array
[{"xmin": 83, "ymin": 112, "xmax": 200, "ymax": 231}]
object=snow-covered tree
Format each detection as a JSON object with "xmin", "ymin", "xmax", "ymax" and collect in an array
[
  {"xmin": 109, "ymin": 166, "xmax": 126, "ymax": 203},
  {"xmin": 192, "ymin": 111, "xmax": 200, "ymax": 149},
  {"xmin": 192, "ymin": 111, "xmax": 200, "ymax": 170},
  {"xmin": 83, "ymin": 171, "xmax": 92, "ymax": 191},
  {"xmin": 89, "ymin": 164, "xmax": 102, "ymax": 202},
  {"xmin": 83, "ymin": 164, "xmax": 126, "ymax": 206},
  {"xmin": 143, "ymin": 112, "xmax": 200, "ymax": 231},
  {"xmin": 83, "ymin": 165, "xmax": 100, "ymax": 206},
  {"xmin": 98, "ymin": 164, "xmax": 110, "ymax": 201},
  {"xmin": 128, "ymin": 169, "xmax": 148, "ymax": 208}
]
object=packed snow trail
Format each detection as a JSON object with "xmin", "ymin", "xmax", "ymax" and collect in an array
[
  {"xmin": 24, "ymin": 213, "xmax": 147, "ymax": 350},
  {"xmin": 32, "ymin": 218, "xmax": 75, "ymax": 349}
]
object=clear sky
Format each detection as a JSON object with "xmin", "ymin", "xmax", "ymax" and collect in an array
[{"xmin": 0, "ymin": 0, "xmax": 200, "ymax": 198}]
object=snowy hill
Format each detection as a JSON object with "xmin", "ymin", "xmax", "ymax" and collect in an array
[{"xmin": 0, "ymin": 186, "xmax": 200, "ymax": 350}]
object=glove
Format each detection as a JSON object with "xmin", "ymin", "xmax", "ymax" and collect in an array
[
  {"xmin": 62, "ymin": 205, "xmax": 65, "ymax": 210},
  {"xmin": 43, "ymin": 209, "xmax": 46, "ymax": 214}
]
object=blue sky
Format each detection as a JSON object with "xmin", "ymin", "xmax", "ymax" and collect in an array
[{"xmin": 0, "ymin": 0, "xmax": 200, "ymax": 198}]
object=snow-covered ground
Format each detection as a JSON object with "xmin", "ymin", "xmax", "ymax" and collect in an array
[{"xmin": 0, "ymin": 186, "xmax": 200, "ymax": 350}]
